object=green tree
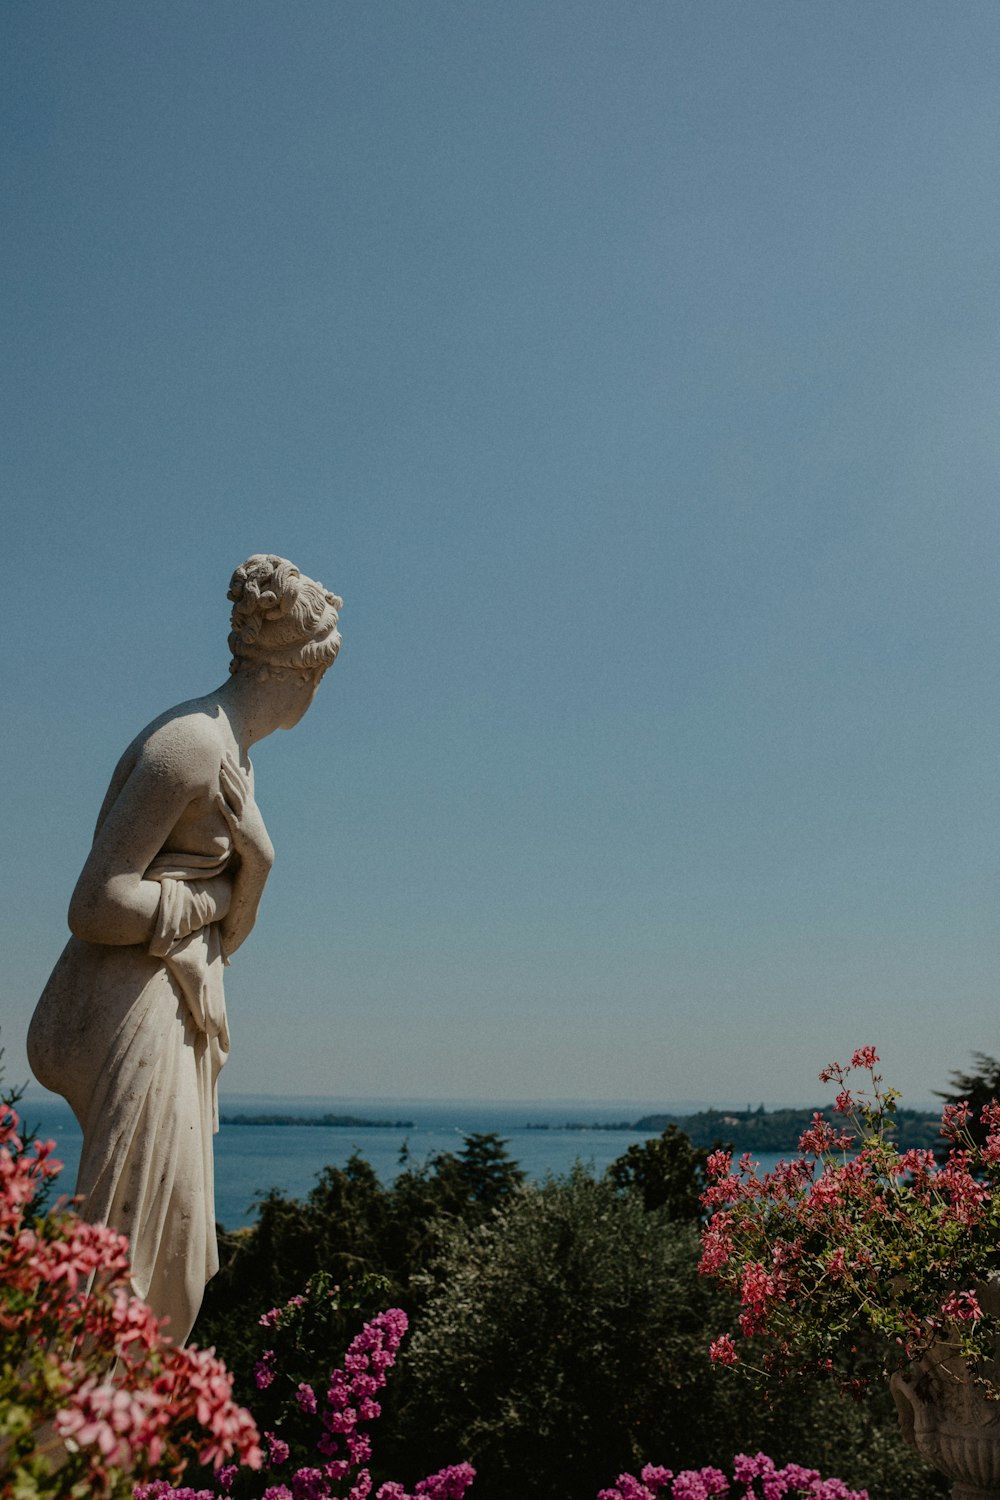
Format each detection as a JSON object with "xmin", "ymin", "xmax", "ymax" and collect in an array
[
  {"xmin": 605, "ymin": 1123, "xmax": 713, "ymax": 1218},
  {"xmin": 452, "ymin": 1130, "xmax": 526, "ymax": 1208},
  {"xmin": 393, "ymin": 1169, "xmax": 719, "ymax": 1499}
]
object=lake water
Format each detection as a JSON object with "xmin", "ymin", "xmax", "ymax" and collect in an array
[{"xmin": 17, "ymin": 1091, "xmax": 789, "ymax": 1230}]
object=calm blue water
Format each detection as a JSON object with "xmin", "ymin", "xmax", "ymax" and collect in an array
[{"xmin": 17, "ymin": 1090, "xmax": 788, "ymax": 1230}]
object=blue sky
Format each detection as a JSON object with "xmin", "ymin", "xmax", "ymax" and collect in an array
[{"xmin": 4, "ymin": 2, "xmax": 1000, "ymax": 1106}]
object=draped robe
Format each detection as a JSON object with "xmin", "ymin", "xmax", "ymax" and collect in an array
[{"xmin": 27, "ymin": 845, "xmax": 232, "ymax": 1345}]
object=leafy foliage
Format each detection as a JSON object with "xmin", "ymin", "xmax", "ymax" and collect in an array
[
  {"xmin": 194, "ymin": 1134, "xmax": 525, "ymax": 1401},
  {"xmin": 393, "ymin": 1169, "xmax": 720, "ymax": 1498}
]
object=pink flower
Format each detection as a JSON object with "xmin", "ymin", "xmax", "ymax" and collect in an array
[
  {"xmin": 325, "ymin": 1406, "xmax": 358, "ymax": 1434},
  {"xmin": 936, "ymin": 1152, "xmax": 989, "ymax": 1225},
  {"xmin": 291, "ymin": 1467, "xmax": 328, "ymax": 1500},
  {"xmin": 706, "ymin": 1149, "xmax": 732, "ymax": 1180},
  {"xmin": 267, "ymin": 1429, "xmax": 291, "ymax": 1465},
  {"xmin": 709, "ymin": 1334, "xmax": 739, "ymax": 1366},
  {"xmin": 699, "ymin": 1214, "xmax": 735, "ymax": 1275},
  {"xmin": 55, "ymin": 1378, "xmax": 164, "ymax": 1469},
  {"xmin": 941, "ymin": 1100, "xmax": 973, "ymax": 1139},
  {"xmin": 941, "ymin": 1289, "xmax": 983, "ymax": 1322},
  {"xmin": 850, "ymin": 1046, "xmax": 879, "ymax": 1070},
  {"xmin": 348, "ymin": 1431, "xmax": 373, "ymax": 1465},
  {"xmin": 740, "ymin": 1262, "xmax": 781, "ymax": 1307},
  {"xmin": 413, "ymin": 1463, "xmax": 477, "ymax": 1499},
  {"xmin": 672, "ymin": 1469, "xmax": 729, "ymax": 1500},
  {"xmin": 599, "ymin": 1478, "xmax": 655, "ymax": 1500},
  {"xmin": 825, "ymin": 1247, "xmax": 848, "ymax": 1280},
  {"xmin": 594, "ymin": 1456, "xmax": 872, "ymax": 1500}
]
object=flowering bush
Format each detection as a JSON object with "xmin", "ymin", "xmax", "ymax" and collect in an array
[
  {"xmin": 700, "ymin": 1047, "xmax": 1000, "ymax": 1389},
  {"xmin": 0, "ymin": 1101, "xmax": 262, "ymax": 1499},
  {"xmin": 0, "ymin": 1067, "xmax": 901, "ymax": 1500},
  {"xmin": 136, "ymin": 1280, "xmax": 476, "ymax": 1500},
  {"xmin": 597, "ymin": 1454, "xmax": 867, "ymax": 1500}
]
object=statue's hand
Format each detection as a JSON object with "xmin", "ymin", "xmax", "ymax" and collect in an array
[{"xmin": 216, "ymin": 758, "xmax": 275, "ymax": 870}]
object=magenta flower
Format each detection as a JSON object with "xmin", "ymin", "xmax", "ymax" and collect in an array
[
  {"xmin": 413, "ymin": 1464, "xmax": 477, "ymax": 1499},
  {"xmin": 266, "ymin": 1429, "xmax": 291, "ymax": 1465},
  {"xmin": 296, "ymin": 1381, "xmax": 318, "ymax": 1414},
  {"xmin": 607, "ymin": 1457, "xmax": 866, "ymax": 1500}
]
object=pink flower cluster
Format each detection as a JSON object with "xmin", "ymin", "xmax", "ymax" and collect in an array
[
  {"xmin": 134, "ymin": 1297, "xmax": 476, "ymax": 1500},
  {"xmin": 699, "ymin": 1047, "xmax": 1000, "ymax": 1387},
  {"xmin": 0, "ymin": 1103, "xmax": 261, "ymax": 1497},
  {"xmin": 376, "ymin": 1463, "xmax": 478, "ymax": 1500},
  {"xmin": 598, "ymin": 1454, "xmax": 867, "ymax": 1500}
]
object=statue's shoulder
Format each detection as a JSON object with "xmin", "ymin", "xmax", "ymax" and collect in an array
[{"xmin": 119, "ymin": 699, "xmax": 226, "ymax": 793}]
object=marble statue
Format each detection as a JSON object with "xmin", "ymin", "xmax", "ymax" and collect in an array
[{"xmin": 28, "ymin": 555, "xmax": 342, "ymax": 1343}]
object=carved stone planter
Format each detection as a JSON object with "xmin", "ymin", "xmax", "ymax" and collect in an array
[{"xmin": 892, "ymin": 1338, "xmax": 1000, "ymax": 1500}]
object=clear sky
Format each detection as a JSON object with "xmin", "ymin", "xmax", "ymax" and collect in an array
[{"xmin": 4, "ymin": 2, "xmax": 1000, "ymax": 1108}]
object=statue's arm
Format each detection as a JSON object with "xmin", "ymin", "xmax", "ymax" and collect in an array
[{"xmin": 67, "ymin": 730, "xmax": 230, "ymax": 947}]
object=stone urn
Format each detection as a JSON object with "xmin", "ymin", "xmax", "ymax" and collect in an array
[{"xmin": 892, "ymin": 1332, "xmax": 1000, "ymax": 1499}]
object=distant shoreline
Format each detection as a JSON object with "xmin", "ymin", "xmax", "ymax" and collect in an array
[
  {"xmin": 528, "ymin": 1105, "xmax": 943, "ymax": 1151},
  {"xmin": 219, "ymin": 1113, "xmax": 415, "ymax": 1129},
  {"xmin": 217, "ymin": 1103, "xmax": 944, "ymax": 1150}
]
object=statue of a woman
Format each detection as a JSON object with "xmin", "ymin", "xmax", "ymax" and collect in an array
[{"xmin": 28, "ymin": 555, "xmax": 342, "ymax": 1343}]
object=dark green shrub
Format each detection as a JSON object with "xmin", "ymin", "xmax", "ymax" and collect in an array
[{"xmin": 393, "ymin": 1169, "xmax": 727, "ymax": 1498}]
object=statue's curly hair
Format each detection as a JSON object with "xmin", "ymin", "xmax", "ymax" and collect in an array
[{"xmin": 227, "ymin": 554, "xmax": 343, "ymax": 675}]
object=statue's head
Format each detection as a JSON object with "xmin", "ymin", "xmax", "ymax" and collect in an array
[{"xmin": 227, "ymin": 555, "xmax": 343, "ymax": 678}]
